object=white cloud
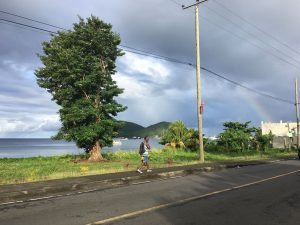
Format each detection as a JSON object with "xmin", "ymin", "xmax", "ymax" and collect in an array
[
  {"xmin": 0, "ymin": 115, "xmax": 60, "ymax": 137},
  {"xmin": 119, "ymin": 52, "xmax": 170, "ymax": 81},
  {"xmin": 115, "ymin": 73, "xmax": 148, "ymax": 99}
]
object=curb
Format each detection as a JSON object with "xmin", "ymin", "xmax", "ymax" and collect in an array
[{"xmin": 0, "ymin": 157, "xmax": 295, "ymax": 204}]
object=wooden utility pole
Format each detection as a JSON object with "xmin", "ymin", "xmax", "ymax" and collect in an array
[
  {"xmin": 295, "ymin": 79, "xmax": 300, "ymax": 150},
  {"xmin": 195, "ymin": 1, "xmax": 204, "ymax": 162},
  {"xmin": 183, "ymin": 0, "xmax": 206, "ymax": 162}
]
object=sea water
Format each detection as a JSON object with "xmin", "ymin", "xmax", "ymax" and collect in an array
[{"xmin": 0, "ymin": 138, "xmax": 163, "ymax": 158}]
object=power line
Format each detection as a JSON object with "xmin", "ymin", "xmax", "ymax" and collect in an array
[
  {"xmin": 0, "ymin": 16, "xmax": 193, "ymax": 67},
  {"xmin": 2, "ymin": 5, "xmax": 300, "ymax": 71},
  {"xmin": 0, "ymin": 8, "xmax": 189, "ymax": 66},
  {"xmin": 202, "ymin": 4, "xmax": 300, "ymax": 67},
  {"xmin": 120, "ymin": 45, "xmax": 194, "ymax": 66},
  {"xmin": 169, "ymin": 0, "xmax": 300, "ymax": 71},
  {"xmin": 0, "ymin": 18, "xmax": 57, "ymax": 34},
  {"xmin": 200, "ymin": 14, "xmax": 300, "ymax": 71},
  {"xmin": 211, "ymin": 0, "xmax": 300, "ymax": 57},
  {"xmin": 0, "ymin": 10, "xmax": 68, "ymax": 31},
  {"xmin": 0, "ymin": 17, "xmax": 293, "ymax": 105},
  {"xmin": 0, "ymin": 20, "xmax": 49, "ymax": 35},
  {"xmin": 3, "ymin": 7, "xmax": 300, "ymax": 71},
  {"xmin": 0, "ymin": 17, "xmax": 193, "ymax": 66},
  {"xmin": 182, "ymin": 0, "xmax": 209, "ymax": 10},
  {"xmin": 201, "ymin": 67, "xmax": 294, "ymax": 105}
]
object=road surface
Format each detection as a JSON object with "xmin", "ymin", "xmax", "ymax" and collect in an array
[{"xmin": 1, "ymin": 160, "xmax": 299, "ymax": 225}]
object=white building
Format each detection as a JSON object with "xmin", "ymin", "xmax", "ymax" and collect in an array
[{"xmin": 261, "ymin": 121, "xmax": 297, "ymax": 136}]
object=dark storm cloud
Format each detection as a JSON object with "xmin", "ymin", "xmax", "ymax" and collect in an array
[{"xmin": 0, "ymin": 0, "xmax": 299, "ymax": 137}]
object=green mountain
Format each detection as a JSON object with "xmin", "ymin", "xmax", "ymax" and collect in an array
[
  {"xmin": 117, "ymin": 121, "xmax": 170, "ymax": 138},
  {"xmin": 117, "ymin": 121, "xmax": 145, "ymax": 138}
]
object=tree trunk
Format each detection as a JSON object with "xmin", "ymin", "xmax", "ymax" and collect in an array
[
  {"xmin": 89, "ymin": 91, "xmax": 103, "ymax": 162},
  {"xmin": 88, "ymin": 141, "xmax": 104, "ymax": 162}
]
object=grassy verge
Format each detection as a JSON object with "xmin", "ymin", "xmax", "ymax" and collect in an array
[{"xmin": 0, "ymin": 148, "xmax": 297, "ymax": 185}]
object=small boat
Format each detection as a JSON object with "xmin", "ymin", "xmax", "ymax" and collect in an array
[{"xmin": 113, "ymin": 140, "xmax": 122, "ymax": 146}]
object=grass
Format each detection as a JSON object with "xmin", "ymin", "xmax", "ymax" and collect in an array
[{"xmin": 0, "ymin": 148, "xmax": 297, "ymax": 185}]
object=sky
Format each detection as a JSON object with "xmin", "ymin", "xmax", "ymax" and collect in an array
[{"xmin": 0, "ymin": 0, "xmax": 299, "ymax": 138}]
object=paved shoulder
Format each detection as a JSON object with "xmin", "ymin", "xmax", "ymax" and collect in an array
[{"xmin": 0, "ymin": 160, "xmax": 299, "ymax": 225}]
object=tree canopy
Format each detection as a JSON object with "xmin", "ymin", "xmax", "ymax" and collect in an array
[
  {"xmin": 217, "ymin": 121, "xmax": 254, "ymax": 152},
  {"xmin": 160, "ymin": 121, "xmax": 199, "ymax": 150},
  {"xmin": 161, "ymin": 120, "xmax": 273, "ymax": 153},
  {"xmin": 217, "ymin": 121, "xmax": 272, "ymax": 152},
  {"xmin": 35, "ymin": 16, "xmax": 126, "ymax": 161}
]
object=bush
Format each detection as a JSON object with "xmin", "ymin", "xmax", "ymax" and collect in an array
[{"xmin": 160, "ymin": 121, "xmax": 199, "ymax": 150}]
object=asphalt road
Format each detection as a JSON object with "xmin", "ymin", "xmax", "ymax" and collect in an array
[{"xmin": 0, "ymin": 160, "xmax": 299, "ymax": 225}]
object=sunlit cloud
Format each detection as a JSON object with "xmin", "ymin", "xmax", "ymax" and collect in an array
[{"xmin": 0, "ymin": 0, "xmax": 298, "ymax": 137}]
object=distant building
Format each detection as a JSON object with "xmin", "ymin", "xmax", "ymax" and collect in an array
[
  {"xmin": 261, "ymin": 121, "xmax": 297, "ymax": 149},
  {"xmin": 261, "ymin": 121, "xmax": 297, "ymax": 136},
  {"xmin": 208, "ymin": 136, "xmax": 218, "ymax": 141}
]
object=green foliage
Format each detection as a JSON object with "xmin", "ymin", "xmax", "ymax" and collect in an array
[
  {"xmin": 217, "ymin": 121, "xmax": 274, "ymax": 152},
  {"xmin": 160, "ymin": 121, "xmax": 199, "ymax": 150},
  {"xmin": 252, "ymin": 128, "xmax": 273, "ymax": 151},
  {"xmin": 35, "ymin": 16, "xmax": 126, "ymax": 155},
  {"xmin": 160, "ymin": 120, "xmax": 275, "ymax": 153},
  {"xmin": 184, "ymin": 129, "xmax": 200, "ymax": 150},
  {"xmin": 218, "ymin": 121, "xmax": 255, "ymax": 152},
  {"xmin": 204, "ymin": 138, "xmax": 218, "ymax": 152}
]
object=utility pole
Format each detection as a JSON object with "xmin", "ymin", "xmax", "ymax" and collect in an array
[
  {"xmin": 295, "ymin": 79, "xmax": 300, "ymax": 151},
  {"xmin": 183, "ymin": 0, "xmax": 207, "ymax": 162}
]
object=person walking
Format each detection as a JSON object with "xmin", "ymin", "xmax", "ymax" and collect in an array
[{"xmin": 137, "ymin": 136, "xmax": 152, "ymax": 174}]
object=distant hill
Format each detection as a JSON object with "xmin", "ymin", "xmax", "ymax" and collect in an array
[
  {"xmin": 117, "ymin": 121, "xmax": 170, "ymax": 138},
  {"xmin": 141, "ymin": 122, "xmax": 171, "ymax": 137},
  {"xmin": 117, "ymin": 121, "xmax": 145, "ymax": 138}
]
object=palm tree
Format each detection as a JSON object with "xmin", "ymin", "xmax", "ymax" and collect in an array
[{"xmin": 161, "ymin": 121, "xmax": 196, "ymax": 148}]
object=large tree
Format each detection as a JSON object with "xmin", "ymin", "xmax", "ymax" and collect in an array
[{"xmin": 35, "ymin": 16, "xmax": 126, "ymax": 161}]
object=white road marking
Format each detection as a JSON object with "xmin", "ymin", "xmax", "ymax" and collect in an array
[{"xmin": 87, "ymin": 169, "xmax": 300, "ymax": 225}]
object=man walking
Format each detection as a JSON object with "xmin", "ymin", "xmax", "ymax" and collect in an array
[{"xmin": 137, "ymin": 136, "xmax": 152, "ymax": 174}]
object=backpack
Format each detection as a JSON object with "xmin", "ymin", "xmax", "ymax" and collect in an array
[{"xmin": 139, "ymin": 142, "xmax": 145, "ymax": 155}]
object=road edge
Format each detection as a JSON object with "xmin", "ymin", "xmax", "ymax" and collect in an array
[{"xmin": 0, "ymin": 157, "xmax": 296, "ymax": 204}]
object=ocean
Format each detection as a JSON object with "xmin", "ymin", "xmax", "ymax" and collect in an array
[{"xmin": 0, "ymin": 138, "xmax": 163, "ymax": 158}]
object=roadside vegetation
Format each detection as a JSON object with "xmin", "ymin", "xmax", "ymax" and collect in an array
[
  {"xmin": 0, "ymin": 120, "xmax": 296, "ymax": 185},
  {"xmin": 160, "ymin": 120, "xmax": 274, "ymax": 153},
  {"xmin": 0, "ymin": 148, "xmax": 296, "ymax": 185}
]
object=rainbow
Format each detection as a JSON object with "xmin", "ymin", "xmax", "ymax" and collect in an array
[{"xmin": 247, "ymin": 93, "xmax": 274, "ymax": 122}]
